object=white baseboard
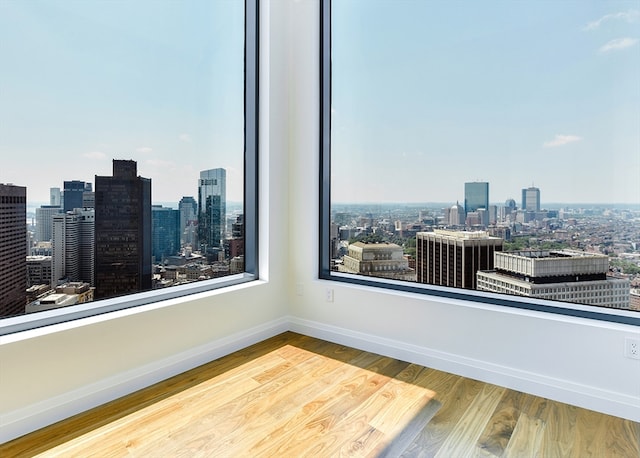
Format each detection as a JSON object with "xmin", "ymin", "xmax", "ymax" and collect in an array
[
  {"xmin": 0, "ymin": 317, "xmax": 289, "ymax": 444},
  {"xmin": 288, "ymin": 316, "xmax": 640, "ymax": 422}
]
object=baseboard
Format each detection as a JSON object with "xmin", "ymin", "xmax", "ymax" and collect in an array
[
  {"xmin": 0, "ymin": 316, "xmax": 289, "ymax": 444},
  {"xmin": 288, "ymin": 316, "xmax": 640, "ymax": 422}
]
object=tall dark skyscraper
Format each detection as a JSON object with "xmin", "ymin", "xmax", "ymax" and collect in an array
[
  {"xmin": 94, "ymin": 160, "xmax": 152, "ymax": 299},
  {"xmin": 63, "ymin": 180, "xmax": 91, "ymax": 212},
  {"xmin": 464, "ymin": 181, "xmax": 489, "ymax": 226},
  {"xmin": 0, "ymin": 183, "xmax": 27, "ymax": 317},
  {"xmin": 198, "ymin": 168, "xmax": 226, "ymax": 253},
  {"xmin": 152, "ymin": 205, "xmax": 180, "ymax": 262}
]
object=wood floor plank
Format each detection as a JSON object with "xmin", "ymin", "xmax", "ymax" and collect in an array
[
  {"xmin": 2, "ymin": 332, "xmax": 638, "ymax": 458},
  {"xmin": 476, "ymin": 388, "xmax": 534, "ymax": 456},
  {"xmin": 401, "ymin": 374, "xmax": 483, "ymax": 457},
  {"xmin": 434, "ymin": 383, "xmax": 506, "ymax": 457}
]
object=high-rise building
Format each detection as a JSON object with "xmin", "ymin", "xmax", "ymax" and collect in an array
[
  {"xmin": 179, "ymin": 196, "xmax": 198, "ymax": 247},
  {"xmin": 94, "ymin": 160, "xmax": 152, "ymax": 299},
  {"xmin": 51, "ymin": 208, "xmax": 95, "ymax": 287},
  {"xmin": 35, "ymin": 205, "xmax": 62, "ymax": 242},
  {"xmin": 416, "ymin": 229, "xmax": 503, "ymax": 290},
  {"xmin": 0, "ymin": 183, "xmax": 27, "ymax": 317},
  {"xmin": 152, "ymin": 205, "xmax": 180, "ymax": 263},
  {"xmin": 50, "ymin": 187, "xmax": 62, "ymax": 206},
  {"xmin": 522, "ymin": 186, "xmax": 541, "ymax": 212},
  {"xmin": 198, "ymin": 168, "xmax": 226, "ymax": 252},
  {"xmin": 464, "ymin": 182, "xmax": 489, "ymax": 226},
  {"xmin": 477, "ymin": 250, "xmax": 630, "ymax": 309},
  {"xmin": 52, "ymin": 212, "xmax": 80, "ymax": 286},
  {"xmin": 63, "ymin": 180, "xmax": 90, "ymax": 212},
  {"xmin": 448, "ymin": 202, "xmax": 465, "ymax": 226}
]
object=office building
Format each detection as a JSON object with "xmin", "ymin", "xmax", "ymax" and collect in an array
[
  {"xmin": 179, "ymin": 196, "xmax": 198, "ymax": 247},
  {"xmin": 0, "ymin": 183, "xmax": 27, "ymax": 318},
  {"xmin": 152, "ymin": 205, "xmax": 180, "ymax": 263},
  {"xmin": 416, "ymin": 229, "xmax": 503, "ymax": 290},
  {"xmin": 94, "ymin": 160, "xmax": 152, "ymax": 299},
  {"xmin": 522, "ymin": 186, "xmax": 541, "ymax": 212},
  {"xmin": 464, "ymin": 182, "xmax": 489, "ymax": 225},
  {"xmin": 52, "ymin": 212, "xmax": 80, "ymax": 286},
  {"xmin": 448, "ymin": 202, "xmax": 465, "ymax": 226},
  {"xmin": 50, "ymin": 187, "xmax": 62, "ymax": 206},
  {"xmin": 63, "ymin": 180, "xmax": 90, "ymax": 212},
  {"xmin": 51, "ymin": 208, "xmax": 94, "ymax": 287},
  {"xmin": 27, "ymin": 255, "xmax": 53, "ymax": 287},
  {"xmin": 35, "ymin": 205, "xmax": 62, "ymax": 242},
  {"xmin": 198, "ymin": 168, "xmax": 226, "ymax": 252},
  {"xmin": 477, "ymin": 250, "xmax": 630, "ymax": 309}
]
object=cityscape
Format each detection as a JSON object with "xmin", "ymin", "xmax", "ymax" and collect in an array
[
  {"xmin": 0, "ymin": 160, "xmax": 244, "ymax": 319},
  {"xmin": 330, "ymin": 181, "xmax": 640, "ymax": 313}
]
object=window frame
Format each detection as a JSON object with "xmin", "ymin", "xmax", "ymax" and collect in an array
[
  {"xmin": 0, "ymin": 0, "xmax": 259, "ymax": 337},
  {"xmin": 318, "ymin": 0, "xmax": 639, "ymax": 327}
]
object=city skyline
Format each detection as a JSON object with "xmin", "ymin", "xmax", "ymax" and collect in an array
[
  {"xmin": 0, "ymin": 1, "xmax": 245, "ymax": 204},
  {"xmin": 331, "ymin": 1, "xmax": 639, "ymax": 204}
]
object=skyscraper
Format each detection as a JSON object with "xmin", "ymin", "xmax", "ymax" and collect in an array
[
  {"xmin": 464, "ymin": 182, "xmax": 489, "ymax": 226},
  {"xmin": 522, "ymin": 186, "xmax": 541, "ymax": 212},
  {"xmin": 179, "ymin": 196, "xmax": 198, "ymax": 247},
  {"xmin": 198, "ymin": 168, "xmax": 226, "ymax": 253},
  {"xmin": 416, "ymin": 229, "xmax": 503, "ymax": 290},
  {"xmin": 94, "ymin": 160, "xmax": 152, "ymax": 299},
  {"xmin": 152, "ymin": 205, "xmax": 180, "ymax": 263},
  {"xmin": 63, "ymin": 180, "xmax": 89, "ymax": 212},
  {"xmin": 52, "ymin": 212, "xmax": 80, "ymax": 286},
  {"xmin": 35, "ymin": 205, "xmax": 62, "ymax": 242},
  {"xmin": 50, "ymin": 187, "xmax": 62, "ymax": 206},
  {"xmin": 0, "ymin": 183, "xmax": 27, "ymax": 317}
]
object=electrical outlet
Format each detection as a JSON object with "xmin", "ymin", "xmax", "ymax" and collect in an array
[
  {"xmin": 624, "ymin": 337, "xmax": 640, "ymax": 360},
  {"xmin": 325, "ymin": 288, "xmax": 334, "ymax": 302}
]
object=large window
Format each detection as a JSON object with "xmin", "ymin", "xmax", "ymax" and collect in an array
[
  {"xmin": 0, "ymin": 0, "xmax": 258, "ymax": 334},
  {"xmin": 321, "ymin": 0, "xmax": 640, "ymax": 325}
]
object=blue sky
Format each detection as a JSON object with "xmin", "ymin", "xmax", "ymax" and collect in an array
[
  {"xmin": 331, "ymin": 1, "xmax": 640, "ymax": 205},
  {"xmin": 0, "ymin": 0, "xmax": 244, "ymax": 204}
]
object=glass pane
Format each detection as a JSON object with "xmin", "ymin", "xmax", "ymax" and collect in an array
[
  {"xmin": 0, "ymin": 0, "xmax": 246, "ymax": 319},
  {"xmin": 329, "ymin": 0, "xmax": 640, "ymax": 314}
]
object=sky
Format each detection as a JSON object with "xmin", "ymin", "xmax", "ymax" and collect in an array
[
  {"xmin": 331, "ymin": 1, "xmax": 640, "ymax": 205},
  {"xmin": 0, "ymin": 0, "xmax": 244, "ymax": 205}
]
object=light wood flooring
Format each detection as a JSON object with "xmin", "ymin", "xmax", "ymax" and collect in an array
[{"xmin": 1, "ymin": 332, "xmax": 638, "ymax": 457}]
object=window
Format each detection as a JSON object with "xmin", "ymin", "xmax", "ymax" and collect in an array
[
  {"xmin": 0, "ymin": 0, "xmax": 258, "ymax": 335},
  {"xmin": 321, "ymin": 0, "xmax": 639, "ymax": 325}
]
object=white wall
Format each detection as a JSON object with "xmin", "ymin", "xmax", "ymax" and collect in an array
[{"xmin": 285, "ymin": 0, "xmax": 640, "ymax": 421}]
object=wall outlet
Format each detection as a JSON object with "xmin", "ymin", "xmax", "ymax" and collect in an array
[
  {"xmin": 624, "ymin": 337, "xmax": 640, "ymax": 360},
  {"xmin": 325, "ymin": 288, "xmax": 334, "ymax": 302}
]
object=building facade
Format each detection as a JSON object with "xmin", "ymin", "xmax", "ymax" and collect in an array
[
  {"xmin": 152, "ymin": 205, "xmax": 180, "ymax": 263},
  {"xmin": 179, "ymin": 196, "xmax": 198, "ymax": 248},
  {"xmin": 198, "ymin": 168, "xmax": 226, "ymax": 253},
  {"xmin": 477, "ymin": 250, "xmax": 630, "ymax": 309},
  {"xmin": 464, "ymin": 182, "xmax": 489, "ymax": 226},
  {"xmin": 35, "ymin": 205, "xmax": 62, "ymax": 242},
  {"xmin": 340, "ymin": 241, "xmax": 411, "ymax": 279},
  {"xmin": 416, "ymin": 229, "xmax": 503, "ymax": 290},
  {"xmin": 522, "ymin": 186, "xmax": 541, "ymax": 212},
  {"xmin": 0, "ymin": 184, "xmax": 27, "ymax": 317},
  {"xmin": 94, "ymin": 160, "xmax": 152, "ymax": 299}
]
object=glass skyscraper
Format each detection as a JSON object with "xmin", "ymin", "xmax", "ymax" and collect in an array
[{"xmin": 198, "ymin": 168, "xmax": 226, "ymax": 254}]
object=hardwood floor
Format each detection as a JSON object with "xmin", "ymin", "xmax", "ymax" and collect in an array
[{"xmin": 2, "ymin": 332, "xmax": 638, "ymax": 457}]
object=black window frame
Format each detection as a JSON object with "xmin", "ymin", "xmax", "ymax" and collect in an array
[
  {"xmin": 319, "ymin": 0, "xmax": 639, "ymax": 327},
  {"xmin": 0, "ymin": 0, "xmax": 259, "ymax": 337}
]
